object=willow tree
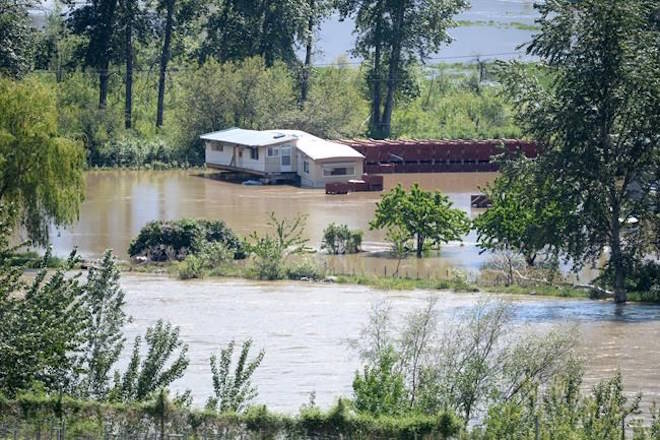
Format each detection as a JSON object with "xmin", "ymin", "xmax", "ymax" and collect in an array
[
  {"xmin": 500, "ymin": 0, "xmax": 660, "ymax": 302},
  {"xmin": 0, "ymin": 78, "xmax": 85, "ymax": 245},
  {"xmin": 337, "ymin": 0, "xmax": 468, "ymax": 139}
]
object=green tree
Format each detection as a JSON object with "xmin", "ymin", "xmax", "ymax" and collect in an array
[
  {"xmin": 474, "ymin": 157, "xmax": 566, "ymax": 267},
  {"xmin": 0, "ymin": 246, "xmax": 86, "ymax": 396},
  {"xmin": 0, "ymin": 0, "xmax": 34, "ymax": 78},
  {"xmin": 207, "ymin": 339, "xmax": 265, "ymax": 413},
  {"xmin": 67, "ymin": 0, "xmax": 120, "ymax": 108},
  {"xmin": 201, "ymin": 0, "xmax": 309, "ymax": 67},
  {"xmin": 0, "ymin": 77, "xmax": 85, "ymax": 245},
  {"xmin": 337, "ymin": 0, "xmax": 468, "ymax": 138},
  {"xmin": 77, "ymin": 250, "xmax": 129, "ymax": 399},
  {"xmin": 370, "ymin": 184, "xmax": 470, "ymax": 258},
  {"xmin": 352, "ymin": 346, "xmax": 407, "ymax": 416},
  {"xmin": 500, "ymin": 0, "xmax": 660, "ymax": 303},
  {"xmin": 111, "ymin": 320, "xmax": 189, "ymax": 402}
]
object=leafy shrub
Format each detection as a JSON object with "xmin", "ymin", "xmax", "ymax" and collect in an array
[
  {"xmin": 96, "ymin": 136, "xmax": 180, "ymax": 168},
  {"xmin": 177, "ymin": 255, "xmax": 205, "ymax": 280},
  {"xmin": 321, "ymin": 223, "xmax": 363, "ymax": 255},
  {"xmin": 247, "ymin": 235, "xmax": 284, "ymax": 280},
  {"xmin": 285, "ymin": 259, "xmax": 324, "ymax": 281},
  {"xmin": 128, "ymin": 218, "xmax": 245, "ymax": 262}
]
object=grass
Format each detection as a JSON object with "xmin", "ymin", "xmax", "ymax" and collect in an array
[
  {"xmin": 4, "ymin": 251, "xmax": 64, "ymax": 269},
  {"xmin": 118, "ymin": 258, "xmax": 660, "ymax": 304}
]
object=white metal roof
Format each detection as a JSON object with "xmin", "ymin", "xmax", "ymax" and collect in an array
[
  {"xmin": 265, "ymin": 129, "xmax": 364, "ymax": 161},
  {"xmin": 200, "ymin": 127, "xmax": 296, "ymax": 146}
]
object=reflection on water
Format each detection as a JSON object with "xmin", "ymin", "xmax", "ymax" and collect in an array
[
  {"xmin": 49, "ymin": 170, "xmax": 502, "ymax": 276},
  {"xmin": 120, "ymin": 274, "xmax": 660, "ymax": 412}
]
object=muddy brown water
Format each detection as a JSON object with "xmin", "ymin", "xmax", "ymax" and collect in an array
[
  {"xmin": 120, "ymin": 274, "xmax": 660, "ymax": 413},
  {"xmin": 46, "ymin": 170, "xmax": 525, "ymax": 277},
  {"xmin": 42, "ymin": 170, "xmax": 658, "ymax": 412}
]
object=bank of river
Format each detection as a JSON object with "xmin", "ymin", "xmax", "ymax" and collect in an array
[{"xmin": 119, "ymin": 273, "xmax": 660, "ymax": 413}]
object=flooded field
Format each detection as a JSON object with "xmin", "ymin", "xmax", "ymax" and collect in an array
[
  {"xmin": 120, "ymin": 274, "xmax": 660, "ymax": 413},
  {"xmin": 48, "ymin": 170, "xmax": 503, "ymax": 277}
]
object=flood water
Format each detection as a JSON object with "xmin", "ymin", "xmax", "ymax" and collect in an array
[
  {"xmin": 49, "ymin": 170, "xmax": 509, "ymax": 278},
  {"xmin": 120, "ymin": 274, "xmax": 660, "ymax": 413}
]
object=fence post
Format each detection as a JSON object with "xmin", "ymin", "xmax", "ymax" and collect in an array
[
  {"xmin": 535, "ymin": 414, "xmax": 540, "ymax": 440},
  {"xmin": 621, "ymin": 414, "xmax": 625, "ymax": 440}
]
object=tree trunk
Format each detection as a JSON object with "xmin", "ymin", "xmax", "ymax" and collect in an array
[
  {"xmin": 99, "ymin": 61, "xmax": 110, "ymax": 109},
  {"xmin": 610, "ymin": 199, "xmax": 627, "ymax": 303},
  {"xmin": 300, "ymin": 0, "xmax": 314, "ymax": 105},
  {"xmin": 369, "ymin": 2, "xmax": 383, "ymax": 139},
  {"xmin": 416, "ymin": 234, "xmax": 423, "ymax": 258},
  {"xmin": 124, "ymin": 0, "xmax": 133, "ymax": 129},
  {"xmin": 156, "ymin": 0, "xmax": 175, "ymax": 127},
  {"xmin": 380, "ymin": 2, "xmax": 405, "ymax": 139}
]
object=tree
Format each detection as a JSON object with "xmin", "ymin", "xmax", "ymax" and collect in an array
[
  {"xmin": 474, "ymin": 157, "xmax": 567, "ymax": 267},
  {"xmin": 77, "ymin": 250, "xmax": 129, "ymax": 399},
  {"xmin": 321, "ymin": 223, "xmax": 362, "ymax": 255},
  {"xmin": 200, "ymin": 0, "xmax": 309, "ymax": 67},
  {"xmin": 0, "ymin": 0, "xmax": 34, "ymax": 78},
  {"xmin": 337, "ymin": 0, "xmax": 468, "ymax": 138},
  {"xmin": 0, "ymin": 244, "xmax": 86, "ymax": 396},
  {"xmin": 298, "ymin": 0, "xmax": 332, "ymax": 104},
  {"xmin": 207, "ymin": 339, "xmax": 265, "ymax": 413},
  {"xmin": 155, "ymin": 0, "xmax": 204, "ymax": 127},
  {"xmin": 0, "ymin": 77, "xmax": 85, "ymax": 245},
  {"xmin": 111, "ymin": 320, "xmax": 189, "ymax": 402},
  {"xmin": 500, "ymin": 0, "xmax": 660, "ymax": 303},
  {"xmin": 370, "ymin": 184, "xmax": 470, "ymax": 258},
  {"xmin": 67, "ymin": 0, "xmax": 120, "ymax": 108},
  {"xmin": 352, "ymin": 347, "xmax": 407, "ymax": 416}
]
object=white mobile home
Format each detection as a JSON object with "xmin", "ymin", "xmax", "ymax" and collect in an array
[{"xmin": 201, "ymin": 128, "xmax": 364, "ymax": 188}]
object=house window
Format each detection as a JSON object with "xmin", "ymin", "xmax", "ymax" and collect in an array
[
  {"xmin": 303, "ymin": 160, "xmax": 309, "ymax": 174},
  {"xmin": 211, "ymin": 143, "xmax": 223, "ymax": 152},
  {"xmin": 323, "ymin": 166, "xmax": 354, "ymax": 177},
  {"xmin": 249, "ymin": 148, "xmax": 259, "ymax": 160},
  {"xmin": 268, "ymin": 147, "xmax": 279, "ymax": 157}
]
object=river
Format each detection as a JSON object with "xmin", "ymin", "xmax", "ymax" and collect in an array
[
  {"xmin": 42, "ymin": 170, "xmax": 659, "ymax": 413},
  {"xmin": 120, "ymin": 274, "xmax": 660, "ymax": 413}
]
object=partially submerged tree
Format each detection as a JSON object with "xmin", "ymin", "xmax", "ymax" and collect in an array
[
  {"xmin": 370, "ymin": 184, "xmax": 470, "ymax": 258},
  {"xmin": 207, "ymin": 339, "xmax": 264, "ymax": 413},
  {"xmin": 0, "ymin": 77, "xmax": 85, "ymax": 245},
  {"xmin": 499, "ymin": 0, "xmax": 660, "ymax": 302}
]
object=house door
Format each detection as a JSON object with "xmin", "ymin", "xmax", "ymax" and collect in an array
[{"xmin": 280, "ymin": 146, "xmax": 292, "ymax": 172}]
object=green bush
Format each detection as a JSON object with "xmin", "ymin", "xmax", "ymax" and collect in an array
[
  {"xmin": 321, "ymin": 223, "xmax": 363, "ymax": 255},
  {"xmin": 285, "ymin": 259, "xmax": 324, "ymax": 281},
  {"xmin": 96, "ymin": 136, "xmax": 180, "ymax": 168},
  {"xmin": 128, "ymin": 218, "xmax": 245, "ymax": 262},
  {"xmin": 176, "ymin": 254, "xmax": 205, "ymax": 280}
]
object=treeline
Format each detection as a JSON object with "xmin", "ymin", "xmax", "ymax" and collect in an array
[{"xmin": 0, "ymin": 0, "xmax": 520, "ymax": 167}]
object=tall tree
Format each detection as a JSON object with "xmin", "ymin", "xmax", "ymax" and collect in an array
[
  {"xmin": 298, "ymin": 0, "xmax": 332, "ymax": 104},
  {"xmin": 0, "ymin": 77, "xmax": 85, "ymax": 245},
  {"xmin": 78, "ymin": 250, "xmax": 129, "ymax": 399},
  {"xmin": 500, "ymin": 0, "xmax": 660, "ymax": 303},
  {"xmin": 0, "ymin": 0, "xmax": 34, "ymax": 78},
  {"xmin": 338, "ymin": 0, "xmax": 468, "ymax": 139},
  {"xmin": 201, "ymin": 0, "xmax": 309, "ymax": 67},
  {"xmin": 68, "ymin": 0, "xmax": 120, "ymax": 108},
  {"xmin": 155, "ymin": 0, "xmax": 204, "ymax": 127}
]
